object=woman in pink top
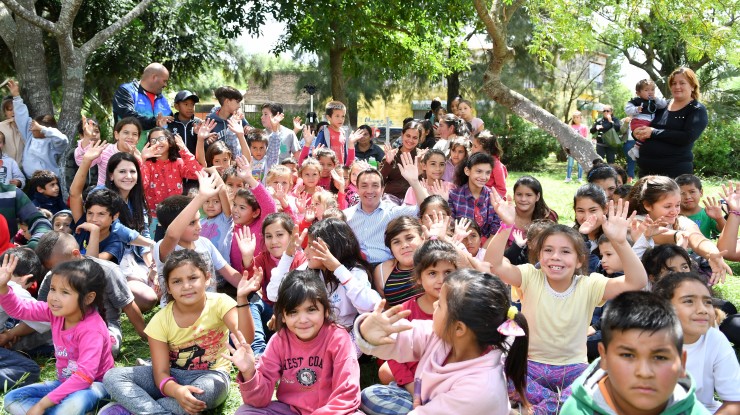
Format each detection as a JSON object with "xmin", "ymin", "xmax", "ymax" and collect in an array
[
  {"xmin": 565, "ymin": 111, "xmax": 589, "ymax": 182},
  {"xmin": 356, "ymin": 268, "xmax": 530, "ymax": 415},
  {"xmin": 0, "ymin": 256, "xmax": 113, "ymax": 415},
  {"xmin": 75, "ymin": 117, "xmax": 144, "ymax": 186}
]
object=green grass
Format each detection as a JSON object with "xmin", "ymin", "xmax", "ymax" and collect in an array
[{"xmin": 2, "ymin": 155, "xmax": 738, "ymax": 413}]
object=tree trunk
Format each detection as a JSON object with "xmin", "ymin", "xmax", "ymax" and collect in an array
[
  {"xmin": 9, "ymin": 0, "xmax": 53, "ymax": 116},
  {"xmin": 446, "ymin": 71, "xmax": 460, "ymax": 111},
  {"xmin": 347, "ymin": 94, "xmax": 358, "ymax": 129},
  {"xmin": 329, "ymin": 46, "xmax": 348, "ymax": 104},
  {"xmin": 56, "ymin": 46, "xmax": 87, "ymax": 198},
  {"xmin": 483, "ymin": 73, "xmax": 598, "ymax": 170}
]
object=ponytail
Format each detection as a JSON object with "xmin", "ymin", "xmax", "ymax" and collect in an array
[{"xmin": 504, "ymin": 312, "xmax": 530, "ymax": 407}]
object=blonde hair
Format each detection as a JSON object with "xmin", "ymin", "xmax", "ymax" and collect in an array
[
  {"xmin": 570, "ymin": 111, "xmax": 582, "ymax": 125},
  {"xmin": 313, "ymin": 190, "xmax": 338, "ymax": 210},
  {"xmin": 299, "ymin": 158, "xmax": 322, "ymax": 176},
  {"xmin": 265, "ymin": 165, "xmax": 293, "ymax": 187}
]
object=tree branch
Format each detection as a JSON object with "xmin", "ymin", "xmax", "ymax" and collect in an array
[
  {"xmin": 79, "ymin": 0, "xmax": 157, "ymax": 56},
  {"xmin": 0, "ymin": 0, "xmax": 58, "ymax": 34},
  {"xmin": 0, "ymin": 3, "xmax": 16, "ymax": 47},
  {"xmin": 57, "ymin": 0, "xmax": 84, "ymax": 32}
]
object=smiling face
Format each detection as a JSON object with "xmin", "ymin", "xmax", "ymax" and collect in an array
[
  {"xmin": 598, "ymin": 328, "xmax": 685, "ymax": 415},
  {"xmin": 449, "ymin": 145, "xmax": 466, "ymax": 165},
  {"xmin": 389, "ymin": 229, "xmax": 424, "ymax": 268},
  {"xmin": 644, "ymin": 192, "xmax": 681, "ymax": 225},
  {"xmin": 660, "ymin": 255, "xmax": 691, "ymax": 277},
  {"xmin": 464, "ymin": 162, "xmax": 493, "ymax": 191},
  {"xmin": 401, "ymin": 128, "xmax": 420, "ymax": 152},
  {"xmin": 284, "ymin": 299, "xmax": 327, "ymax": 341},
  {"xmin": 514, "ymin": 184, "xmax": 540, "ymax": 215},
  {"xmin": 109, "ymin": 160, "xmax": 138, "ymax": 194},
  {"xmin": 86, "ymin": 205, "xmax": 117, "ymax": 231},
  {"xmin": 264, "ymin": 222, "xmax": 292, "ymax": 258},
  {"xmin": 114, "ymin": 123, "xmax": 140, "ymax": 151},
  {"xmin": 423, "ymin": 154, "xmax": 446, "ymax": 181},
  {"xmin": 420, "ymin": 261, "xmax": 455, "ymax": 300},
  {"xmin": 357, "ymin": 172, "xmax": 383, "ymax": 210},
  {"xmin": 203, "ymin": 195, "xmax": 223, "ymax": 218},
  {"xmin": 669, "ymin": 73, "xmax": 694, "ymax": 102},
  {"xmin": 232, "ymin": 195, "xmax": 259, "ymax": 225},
  {"xmin": 670, "ymin": 280, "xmax": 712, "ymax": 344},
  {"xmin": 47, "ymin": 275, "xmax": 84, "ymax": 321},
  {"xmin": 538, "ymin": 234, "xmax": 582, "ymax": 291},
  {"xmin": 167, "ymin": 263, "xmax": 209, "ymax": 307},
  {"xmin": 575, "ymin": 197, "xmax": 605, "ymax": 229},
  {"xmin": 148, "ymin": 130, "xmax": 169, "ymax": 159}
]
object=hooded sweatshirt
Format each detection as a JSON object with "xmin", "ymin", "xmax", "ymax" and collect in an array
[
  {"xmin": 561, "ymin": 358, "xmax": 710, "ymax": 415},
  {"xmin": 355, "ymin": 317, "xmax": 511, "ymax": 415}
]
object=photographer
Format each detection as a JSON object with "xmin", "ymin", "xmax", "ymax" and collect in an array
[{"xmin": 589, "ymin": 105, "xmax": 621, "ymax": 163}]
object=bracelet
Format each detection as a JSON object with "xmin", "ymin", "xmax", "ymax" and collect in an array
[
  {"xmin": 673, "ymin": 232, "xmax": 679, "ymax": 244},
  {"xmin": 235, "ymin": 303, "xmax": 250, "ymax": 308},
  {"xmin": 158, "ymin": 376, "xmax": 175, "ymax": 397},
  {"xmin": 499, "ymin": 223, "xmax": 514, "ymax": 231},
  {"xmin": 730, "ymin": 210, "xmax": 740, "ymax": 217}
]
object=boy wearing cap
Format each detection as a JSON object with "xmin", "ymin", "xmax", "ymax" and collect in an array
[{"xmin": 167, "ymin": 90, "xmax": 204, "ymax": 157}]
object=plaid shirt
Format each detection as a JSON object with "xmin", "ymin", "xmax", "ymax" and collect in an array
[{"xmin": 449, "ymin": 184, "xmax": 501, "ymax": 238}]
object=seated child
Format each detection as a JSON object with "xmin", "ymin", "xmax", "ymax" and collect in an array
[
  {"xmin": 199, "ymin": 174, "xmax": 233, "ymax": 265},
  {"xmin": 676, "ymin": 174, "xmax": 725, "ymax": 239},
  {"xmin": 51, "ymin": 210, "xmax": 73, "ymax": 234},
  {"xmin": 29, "ymin": 170, "xmax": 68, "ymax": 214},
  {"xmin": 562, "ymin": 290, "xmax": 710, "ymax": 415},
  {"xmin": 0, "ymin": 256, "xmax": 113, "ymax": 415},
  {"xmin": 653, "ymin": 272, "xmax": 740, "ymax": 413},
  {"xmin": 0, "ymin": 131, "xmax": 25, "ymax": 188}
]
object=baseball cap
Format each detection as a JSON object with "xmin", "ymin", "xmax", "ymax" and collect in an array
[{"xmin": 174, "ymin": 90, "xmax": 199, "ymax": 103}]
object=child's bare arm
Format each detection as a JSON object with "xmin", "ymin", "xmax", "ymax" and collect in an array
[
  {"xmin": 483, "ymin": 192, "xmax": 523, "ymax": 286},
  {"xmin": 602, "ymin": 200, "xmax": 648, "ymax": 300}
]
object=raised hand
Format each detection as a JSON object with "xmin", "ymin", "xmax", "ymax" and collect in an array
[
  {"xmin": 490, "ymin": 191, "xmax": 516, "ymax": 226},
  {"xmin": 453, "ymin": 217, "xmax": 472, "ymax": 242},
  {"xmin": 422, "ymin": 210, "xmax": 450, "ymax": 241},
  {"xmin": 140, "ymin": 142, "xmax": 163, "ymax": 160},
  {"xmin": 235, "ymin": 227, "xmax": 257, "ymax": 259},
  {"xmin": 579, "ymin": 214, "xmax": 601, "ymax": 236},
  {"xmin": 272, "ymin": 183, "xmax": 288, "ymax": 205},
  {"xmin": 228, "ymin": 117, "xmax": 245, "ymax": 136},
  {"xmin": 80, "ymin": 115, "xmax": 97, "ymax": 145},
  {"xmin": 293, "ymin": 116, "xmax": 304, "ymax": 133},
  {"xmin": 295, "ymin": 191, "xmax": 309, "ymax": 214},
  {"xmin": 302, "ymin": 125, "xmax": 315, "ymax": 147},
  {"xmin": 7, "ymin": 79, "xmax": 19, "ymax": 97},
  {"xmin": 304, "ymin": 206, "xmax": 316, "ymax": 223},
  {"xmin": 196, "ymin": 170, "xmax": 222, "ymax": 199},
  {"xmin": 310, "ymin": 238, "xmax": 342, "ymax": 271},
  {"xmin": 330, "ymin": 168, "xmax": 345, "ymax": 192},
  {"xmin": 155, "ymin": 112, "xmax": 168, "ymax": 128},
  {"xmin": 398, "ymin": 152, "xmax": 420, "ymax": 184},
  {"xmin": 82, "ymin": 139, "xmax": 109, "ymax": 163},
  {"xmin": 359, "ymin": 300, "xmax": 412, "ymax": 346},
  {"xmin": 721, "ymin": 181, "xmax": 740, "ymax": 212},
  {"xmin": 601, "ymin": 199, "xmax": 633, "ymax": 244},
  {"xmin": 703, "ymin": 197, "xmax": 724, "ymax": 221},
  {"xmin": 222, "ymin": 331, "xmax": 256, "ymax": 377},
  {"xmin": 428, "ymin": 179, "xmax": 449, "ymax": 201},
  {"xmin": 237, "ymin": 266, "xmax": 262, "ymax": 299},
  {"xmin": 286, "ymin": 228, "xmax": 307, "ymax": 257},
  {"xmin": 383, "ymin": 144, "xmax": 398, "ymax": 164},
  {"xmin": 234, "ymin": 155, "xmax": 253, "ymax": 181},
  {"xmin": 707, "ymin": 251, "xmax": 732, "ymax": 285},
  {"xmin": 174, "ymin": 134, "xmax": 186, "ymax": 151},
  {"xmin": 0, "ymin": 254, "xmax": 19, "ymax": 289},
  {"xmin": 348, "ymin": 129, "xmax": 364, "ymax": 147},
  {"xmin": 511, "ymin": 228, "xmax": 527, "ymax": 248},
  {"xmin": 270, "ymin": 112, "xmax": 285, "ymax": 131}
]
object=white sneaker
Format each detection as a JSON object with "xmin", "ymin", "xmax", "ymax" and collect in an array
[
  {"xmin": 564, "ymin": 178, "xmax": 572, "ymax": 183},
  {"xmin": 628, "ymin": 146, "xmax": 640, "ymax": 160}
]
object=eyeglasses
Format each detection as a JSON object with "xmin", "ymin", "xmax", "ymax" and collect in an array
[{"xmin": 149, "ymin": 135, "xmax": 167, "ymax": 143}]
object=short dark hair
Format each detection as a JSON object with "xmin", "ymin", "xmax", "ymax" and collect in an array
[
  {"xmin": 84, "ymin": 188, "xmax": 125, "ymax": 217},
  {"xmin": 675, "ymin": 174, "xmax": 702, "ymax": 191},
  {"xmin": 29, "ymin": 170, "xmax": 58, "ymax": 193},
  {"xmin": 261, "ymin": 102, "xmax": 283, "ymax": 116},
  {"xmin": 652, "ymin": 271, "xmax": 712, "ymax": 304},
  {"xmin": 214, "ymin": 86, "xmax": 243, "ymax": 105},
  {"xmin": 601, "ymin": 291, "xmax": 683, "ymax": 353},
  {"xmin": 274, "ymin": 270, "xmax": 334, "ymax": 332},
  {"xmin": 247, "ymin": 129, "xmax": 268, "ymax": 145},
  {"xmin": 2, "ymin": 247, "xmax": 42, "ymax": 285},
  {"xmin": 614, "ymin": 184, "xmax": 632, "ymax": 199},
  {"xmin": 587, "ymin": 161, "xmax": 619, "ymax": 184},
  {"xmin": 641, "ymin": 244, "xmax": 695, "ymax": 281},
  {"xmin": 356, "ymin": 168, "xmax": 384, "ymax": 188},
  {"xmin": 156, "ymin": 195, "xmax": 193, "ymax": 228},
  {"xmin": 34, "ymin": 114, "xmax": 57, "ymax": 128}
]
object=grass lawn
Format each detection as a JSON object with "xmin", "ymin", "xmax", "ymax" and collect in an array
[{"xmin": 2, "ymin": 155, "xmax": 738, "ymax": 414}]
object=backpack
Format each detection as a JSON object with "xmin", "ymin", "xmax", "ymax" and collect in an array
[{"xmin": 601, "ymin": 126, "xmax": 625, "ymax": 148}]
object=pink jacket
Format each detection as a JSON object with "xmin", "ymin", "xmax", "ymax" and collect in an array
[
  {"xmin": 75, "ymin": 141, "xmax": 121, "ymax": 186},
  {"xmin": 355, "ymin": 317, "xmax": 511, "ymax": 415},
  {"xmin": 237, "ymin": 323, "xmax": 361, "ymax": 415},
  {"xmin": 230, "ymin": 182, "xmax": 276, "ymax": 272}
]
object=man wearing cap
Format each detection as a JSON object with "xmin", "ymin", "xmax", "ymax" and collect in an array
[{"xmin": 112, "ymin": 63, "xmax": 173, "ymax": 134}]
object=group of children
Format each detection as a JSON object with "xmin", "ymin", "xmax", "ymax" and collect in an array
[{"xmin": 0, "ymin": 80, "xmax": 738, "ymax": 415}]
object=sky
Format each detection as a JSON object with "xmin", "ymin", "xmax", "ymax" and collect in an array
[{"xmin": 237, "ymin": 18, "xmax": 652, "ymax": 95}]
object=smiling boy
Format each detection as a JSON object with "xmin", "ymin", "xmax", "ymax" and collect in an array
[{"xmin": 562, "ymin": 291, "xmax": 709, "ymax": 415}]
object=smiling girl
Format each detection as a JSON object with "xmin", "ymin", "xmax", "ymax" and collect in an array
[
  {"xmin": 74, "ymin": 117, "xmax": 142, "ymax": 186},
  {"xmin": 448, "ymin": 152, "xmax": 500, "ymax": 240},
  {"xmin": 404, "ymin": 149, "xmax": 454, "ymax": 205},
  {"xmin": 373, "ymin": 216, "xmax": 425, "ymax": 307}
]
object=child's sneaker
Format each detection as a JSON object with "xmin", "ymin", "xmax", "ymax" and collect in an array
[
  {"xmin": 98, "ymin": 403, "xmax": 132, "ymax": 415},
  {"xmin": 628, "ymin": 145, "xmax": 640, "ymax": 160}
]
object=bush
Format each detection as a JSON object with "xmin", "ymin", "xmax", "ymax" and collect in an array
[
  {"xmin": 693, "ymin": 120, "xmax": 740, "ymax": 178},
  {"xmin": 484, "ymin": 114, "xmax": 559, "ymax": 171}
]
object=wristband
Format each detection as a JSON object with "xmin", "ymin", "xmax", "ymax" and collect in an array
[
  {"xmin": 159, "ymin": 376, "xmax": 175, "ymax": 397},
  {"xmin": 498, "ymin": 223, "xmax": 514, "ymax": 232},
  {"xmin": 235, "ymin": 303, "xmax": 250, "ymax": 308},
  {"xmin": 730, "ymin": 210, "xmax": 740, "ymax": 217}
]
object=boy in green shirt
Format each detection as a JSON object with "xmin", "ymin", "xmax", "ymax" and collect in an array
[{"xmin": 677, "ymin": 174, "xmax": 724, "ymax": 239}]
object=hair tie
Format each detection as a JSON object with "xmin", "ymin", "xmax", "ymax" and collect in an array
[{"xmin": 497, "ymin": 306, "xmax": 525, "ymax": 337}]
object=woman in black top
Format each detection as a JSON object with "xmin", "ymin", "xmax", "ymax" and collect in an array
[{"xmin": 633, "ymin": 67, "xmax": 708, "ymax": 178}]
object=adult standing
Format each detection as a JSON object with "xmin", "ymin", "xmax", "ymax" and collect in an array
[
  {"xmin": 633, "ymin": 67, "xmax": 708, "ymax": 178},
  {"xmin": 112, "ymin": 62, "xmax": 173, "ymax": 146},
  {"xmin": 380, "ymin": 121, "xmax": 423, "ymax": 201},
  {"xmin": 590, "ymin": 105, "xmax": 621, "ymax": 163},
  {"xmin": 0, "ymin": 97, "xmax": 24, "ymax": 166}
]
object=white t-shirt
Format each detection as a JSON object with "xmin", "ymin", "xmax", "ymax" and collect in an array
[{"xmin": 684, "ymin": 327, "xmax": 740, "ymax": 413}]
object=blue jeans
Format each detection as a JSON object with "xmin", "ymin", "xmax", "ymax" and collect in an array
[
  {"xmin": 249, "ymin": 297, "xmax": 274, "ymax": 357},
  {"xmin": 0, "ymin": 348, "xmax": 40, "ymax": 391},
  {"xmin": 566, "ymin": 156, "xmax": 583, "ymax": 180},
  {"xmin": 622, "ymin": 140, "xmax": 636, "ymax": 179},
  {"xmin": 3, "ymin": 380, "xmax": 108, "ymax": 415}
]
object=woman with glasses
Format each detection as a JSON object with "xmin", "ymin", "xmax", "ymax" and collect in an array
[{"xmin": 589, "ymin": 105, "xmax": 621, "ymax": 163}]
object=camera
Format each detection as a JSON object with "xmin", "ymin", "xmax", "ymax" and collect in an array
[{"xmin": 304, "ymin": 84, "xmax": 317, "ymax": 95}]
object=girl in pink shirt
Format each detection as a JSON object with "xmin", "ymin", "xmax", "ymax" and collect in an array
[
  {"xmin": 75, "ymin": 117, "xmax": 142, "ymax": 186},
  {"xmin": 229, "ymin": 269, "xmax": 363, "ymax": 415},
  {"xmin": 0, "ymin": 256, "xmax": 113, "ymax": 415},
  {"xmin": 356, "ymin": 269, "xmax": 530, "ymax": 415}
]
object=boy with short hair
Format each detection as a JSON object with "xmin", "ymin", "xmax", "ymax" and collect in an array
[
  {"xmin": 247, "ymin": 129, "xmax": 281, "ymax": 183},
  {"xmin": 563, "ymin": 290, "xmax": 710, "ymax": 414},
  {"xmin": 260, "ymin": 102, "xmax": 300, "ymax": 162},
  {"xmin": 676, "ymin": 174, "xmax": 725, "ymax": 239},
  {"xmin": 28, "ymin": 170, "xmax": 67, "ymax": 214},
  {"xmin": 167, "ymin": 90, "xmax": 203, "ymax": 155},
  {"xmin": 307, "ymin": 100, "xmax": 351, "ymax": 165},
  {"xmin": 206, "ymin": 86, "xmax": 249, "ymax": 158},
  {"xmin": 625, "ymin": 79, "xmax": 668, "ymax": 160},
  {"xmin": 0, "ymin": 130, "xmax": 25, "ymax": 188}
]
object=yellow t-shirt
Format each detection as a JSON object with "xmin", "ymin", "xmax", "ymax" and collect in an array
[
  {"xmin": 517, "ymin": 263, "xmax": 608, "ymax": 365},
  {"xmin": 145, "ymin": 292, "xmax": 236, "ymax": 373}
]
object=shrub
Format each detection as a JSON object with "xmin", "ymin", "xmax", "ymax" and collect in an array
[
  {"xmin": 483, "ymin": 114, "xmax": 559, "ymax": 171},
  {"xmin": 692, "ymin": 120, "xmax": 740, "ymax": 178}
]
